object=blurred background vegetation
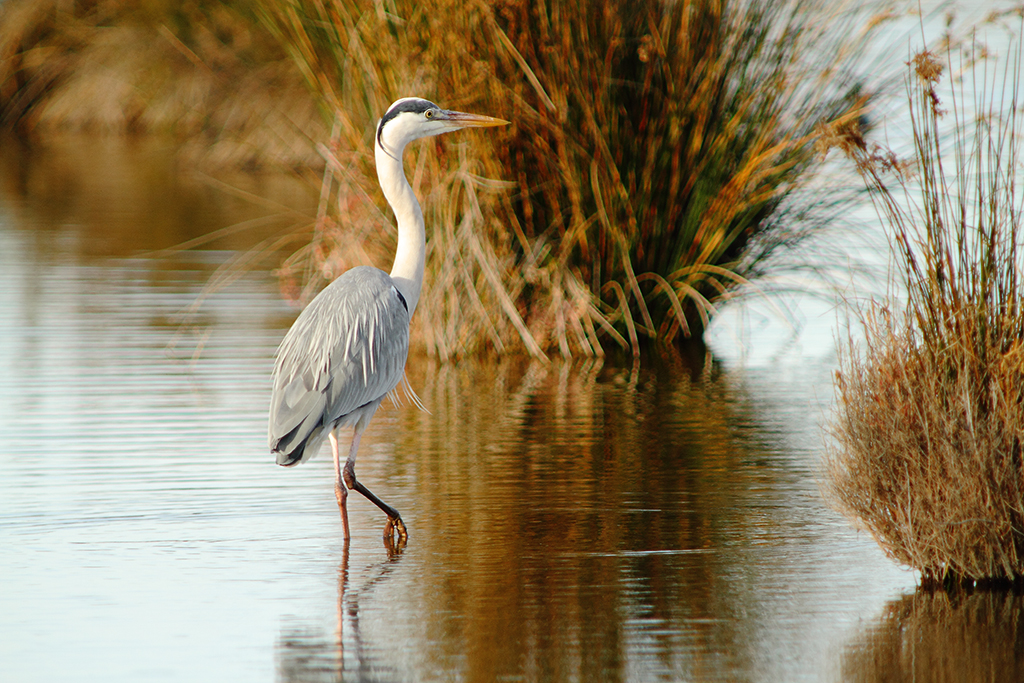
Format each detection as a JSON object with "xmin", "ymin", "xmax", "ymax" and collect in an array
[
  {"xmin": 0, "ymin": 0, "xmax": 895, "ymax": 360},
  {"xmin": 0, "ymin": 0, "xmax": 326, "ymax": 167}
]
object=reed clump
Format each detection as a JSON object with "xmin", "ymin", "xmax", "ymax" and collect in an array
[
  {"xmin": 821, "ymin": 41, "xmax": 1024, "ymax": 586},
  {"xmin": 479, "ymin": 0, "xmax": 880, "ymax": 354},
  {"xmin": 259, "ymin": 0, "xmax": 884, "ymax": 358}
]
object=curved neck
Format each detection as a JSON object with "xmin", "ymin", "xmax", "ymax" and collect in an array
[{"xmin": 376, "ymin": 135, "xmax": 425, "ymax": 317}]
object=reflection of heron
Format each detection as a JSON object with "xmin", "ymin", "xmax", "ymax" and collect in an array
[
  {"xmin": 276, "ymin": 541, "xmax": 405, "ymax": 680},
  {"xmin": 335, "ymin": 535, "xmax": 405, "ymax": 675},
  {"xmin": 269, "ymin": 98, "xmax": 507, "ymax": 542}
]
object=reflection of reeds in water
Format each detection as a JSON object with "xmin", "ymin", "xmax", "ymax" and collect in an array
[
  {"xmin": 275, "ymin": 357, "xmax": 822, "ymax": 679},
  {"xmin": 842, "ymin": 589, "xmax": 1024, "ymax": 683},
  {"xmin": 401, "ymin": 353, "xmax": 736, "ymax": 545},
  {"xmin": 385, "ymin": 353, "xmax": 767, "ymax": 679},
  {"xmin": 275, "ymin": 354, "xmax": 770, "ymax": 681},
  {"xmin": 822, "ymin": 35, "xmax": 1024, "ymax": 585}
]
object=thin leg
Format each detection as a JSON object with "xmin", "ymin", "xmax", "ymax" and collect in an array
[
  {"xmin": 330, "ymin": 430, "xmax": 350, "ymax": 540},
  {"xmin": 341, "ymin": 431, "xmax": 408, "ymax": 542}
]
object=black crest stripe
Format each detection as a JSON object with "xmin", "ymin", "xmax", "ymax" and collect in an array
[{"xmin": 376, "ymin": 98, "xmax": 438, "ymax": 148}]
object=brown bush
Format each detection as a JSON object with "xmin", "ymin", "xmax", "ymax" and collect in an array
[
  {"xmin": 822, "ymin": 35, "xmax": 1024, "ymax": 585},
  {"xmin": 828, "ymin": 311, "xmax": 1024, "ymax": 583}
]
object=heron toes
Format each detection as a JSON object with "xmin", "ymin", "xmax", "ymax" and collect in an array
[
  {"xmin": 384, "ymin": 515, "xmax": 408, "ymax": 542},
  {"xmin": 383, "ymin": 518, "xmax": 408, "ymax": 557}
]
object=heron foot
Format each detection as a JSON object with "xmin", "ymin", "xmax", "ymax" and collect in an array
[
  {"xmin": 384, "ymin": 515, "xmax": 408, "ymax": 543},
  {"xmin": 383, "ymin": 521, "xmax": 407, "ymax": 557}
]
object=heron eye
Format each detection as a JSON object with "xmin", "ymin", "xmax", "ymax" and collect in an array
[{"xmin": 425, "ymin": 109, "xmax": 434, "ymax": 119}]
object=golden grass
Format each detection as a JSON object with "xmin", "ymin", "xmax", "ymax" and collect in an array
[
  {"xmin": 256, "ymin": 0, "xmax": 887, "ymax": 359},
  {"xmin": 821, "ymin": 35, "xmax": 1024, "ymax": 585},
  {"xmin": 1, "ymin": 0, "xmax": 892, "ymax": 359}
]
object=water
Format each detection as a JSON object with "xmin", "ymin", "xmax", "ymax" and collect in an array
[{"xmin": 1, "ymin": 136, "xmax": 1021, "ymax": 683}]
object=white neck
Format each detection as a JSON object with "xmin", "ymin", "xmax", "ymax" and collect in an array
[{"xmin": 376, "ymin": 132, "xmax": 425, "ymax": 317}]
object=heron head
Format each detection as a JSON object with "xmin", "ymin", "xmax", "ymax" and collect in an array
[{"xmin": 376, "ymin": 97, "xmax": 508, "ymax": 153}]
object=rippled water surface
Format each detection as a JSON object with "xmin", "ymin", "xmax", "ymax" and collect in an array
[{"xmin": 2, "ymin": 137, "xmax": 1022, "ymax": 682}]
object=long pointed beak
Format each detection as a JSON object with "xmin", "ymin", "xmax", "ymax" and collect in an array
[{"xmin": 439, "ymin": 110, "xmax": 509, "ymax": 128}]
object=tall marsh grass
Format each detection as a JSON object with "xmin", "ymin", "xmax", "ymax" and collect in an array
[
  {"xmin": 2, "ymin": 0, "xmax": 891, "ymax": 358},
  {"xmin": 258, "ymin": 0, "xmax": 889, "ymax": 358},
  {"xmin": 821, "ymin": 36, "xmax": 1024, "ymax": 586}
]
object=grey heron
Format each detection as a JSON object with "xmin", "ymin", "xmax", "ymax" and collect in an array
[{"xmin": 269, "ymin": 97, "xmax": 507, "ymax": 543}]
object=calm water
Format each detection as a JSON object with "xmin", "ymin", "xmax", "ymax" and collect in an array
[{"xmin": 1, "ymin": 136, "xmax": 1022, "ymax": 683}]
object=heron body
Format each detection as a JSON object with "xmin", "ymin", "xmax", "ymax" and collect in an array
[
  {"xmin": 269, "ymin": 97, "xmax": 507, "ymax": 543},
  {"xmin": 269, "ymin": 266, "xmax": 410, "ymax": 467}
]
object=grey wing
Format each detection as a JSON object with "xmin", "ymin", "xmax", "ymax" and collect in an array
[{"xmin": 268, "ymin": 266, "xmax": 410, "ymax": 464}]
